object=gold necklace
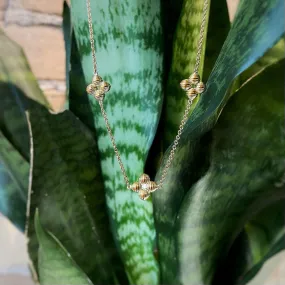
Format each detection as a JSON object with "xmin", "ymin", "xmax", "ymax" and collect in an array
[{"xmin": 85, "ymin": 0, "xmax": 208, "ymax": 200}]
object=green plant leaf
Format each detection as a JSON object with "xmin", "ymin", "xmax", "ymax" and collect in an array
[
  {"xmin": 0, "ymin": 29, "xmax": 50, "ymax": 109},
  {"xmin": 203, "ymin": 0, "xmax": 230, "ymax": 81},
  {"xmin": 238, "ymin": 235, "xmax": 285, "ymax": 285},
  {"xmin": 245, "ymin": 200, "xmax": 285, "ymax": 266},
  {"xmin": 0, "ymin": 80, "xmax": 30, "ymax": 160},
  {"xmin": 35, "ymin": 210, "xmax": 93, "ymax": 285},
  {"xmin": 212, "ymin": 199, "xmax": 285, "ymax": 284},
  {"xmin": 0, "ymin": 131, "xmax": 29, "ymax": 231},
  {"xmin": 238, "ymin": 38, "xmax": 285, "ymax": 87},
  {"xmin": 69, "ymin": 35, "xmax": 90, "ymax": 123},
  {"xmin": 175, "ymin": 60, "xmax": 284, "ymax": 284},
  {"xmin": 229, "ymin": 38, "xmax": 285, "ymax": 98},
  {"xmin": 27, "ymin": 105, "xmax": 121, "ymax": 284},
  {"xmin": 233, "ymin": 200, "xmax": 285, "ymax": 284},
  {"xmin": 161, "ymin": 0, "xmax": 184, "ymax": 77},
  {"xmin": 70, "ymin": 1, "xmax": 163, "ymax": 283},
  {"xmin": 154, "ymin": 0, "xmax": 284, "ymax": 282}
]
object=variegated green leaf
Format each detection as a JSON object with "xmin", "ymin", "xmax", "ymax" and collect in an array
[
  {"xmin": 176, "ymin": 60, "xmax": 284, "ymax": 284},
  {"xmin": 70, "ymin": 1, "xmax": 163, "ymax": 283},
  {"xmin": 0, "ymin": 131, "xmax": 29, "ymax": 231},
  {"xmin": 35, "ymin": 210, "xmax": 93, "ymax": 285}
]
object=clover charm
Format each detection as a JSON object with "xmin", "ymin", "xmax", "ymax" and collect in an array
[
  {"xmin": 180, "ymin": 72, "xmax": 205, "ymax": 100},
  {"xmin": 86, "ymin": 74, "xmax": 111, "ymax": 100},
  {"xmin": 130, "ymin": 174, "xmax": 158, "ymax": 200}
]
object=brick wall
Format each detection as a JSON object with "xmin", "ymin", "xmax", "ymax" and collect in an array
[
  {"xmin": 0, "ymin": 0, "xmax": 239, "ymax": 112},
  {"xmin": 0, "ymin": 0, "xmax": 66, "ymax": 111}
]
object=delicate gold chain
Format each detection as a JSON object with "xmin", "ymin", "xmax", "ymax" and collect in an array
[
  {"xmin": 157, "ymin": 98, "xmax": 193, "ymax": 188},
  {"xmin": 85, "ymin": 0, "xmax": 208, "ymax": 192},
  {"xmin": 98, "ymin": 100, "xmax": 131, "ymax": 189},
  {"xmin": 86, "ymin": 0, "xmax": 98, "ymax": 75},
  {"xmin": 194, "ymin": 0, "xmax": 209, "ymax": 74}
]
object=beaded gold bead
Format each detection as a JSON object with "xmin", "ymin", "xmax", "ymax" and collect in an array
[
  {"xmin": 101, "ymin": 81, "xmax": 111, "ymax": 92},
  {"xmin": 180, "ymin": 79, "xmax": 191, "ymax": 91},
  {"xmin": 187, "ymin": 88, "xmax": 198, "ymax": 99},
  {"xmin": 130, "ymin": 182, "xmax": 140, "ymax": 192},
  {"xmin": 86, "ymin": 83, "xmax": 96, "ymax": 95},
  {"xmin": 148, "ymin": 181, "xmax": 158, "ymax": 192},
  {"xmin": 189, "ymin": 72, "xmax": 200, "ymax": 84},
  {"xmin": 139, "ymin": 174, "xmax": 150, "ymax": 184},
  {"xmin": 92, "ymin": 74, "xmax": 103, "ymax": 84},
  {"xmin": 94, "ymin": 90, "xmax": 105, "ymax": 99},
  {"xmin": 196, "ymin": 82, "xmax": 205, "ymax": 94},
  {"xmin": 139, "ymin": 189, "xmax": 150, "ymax": 200}
]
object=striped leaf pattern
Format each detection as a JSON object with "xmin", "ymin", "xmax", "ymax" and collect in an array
[{"xmin": 70, "ymin": 1, "xmax": 163, "ymax": 283}]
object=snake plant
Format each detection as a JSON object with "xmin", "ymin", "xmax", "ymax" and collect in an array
[{"xmin": 0, "ymin": 0, "xmax": 284, "ymax": 284}]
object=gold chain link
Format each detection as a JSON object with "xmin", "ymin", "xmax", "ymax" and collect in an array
[
  {"xmin": 86, "ymin": 0, "xmax": 98, "ymax": 75},
  {"xmin": 194, "ymin": 0, "xmax": 209, "ymax": 74},
  {"xmin": 157, "ymin": 98, "xmax": 193, "ymax": 188},
  {"xmin": 85, "ymin": 0, "xmax": 208, "ymax": 190},
  {"xmin": 98, "ymin": 99, "xmax": 131, "ymax": 189}
]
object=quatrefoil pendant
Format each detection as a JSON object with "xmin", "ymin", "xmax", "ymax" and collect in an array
[
  {"xmin": 180, "ymin": 72, "xmax": 205, "ymax": 100},
  {"xmin": 130, "ymin": 174, "xmax": 158, "ymax": 200},
  {"xmin": 86, "ymin": 74, "xmax": 111, "ymax": 100}
]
